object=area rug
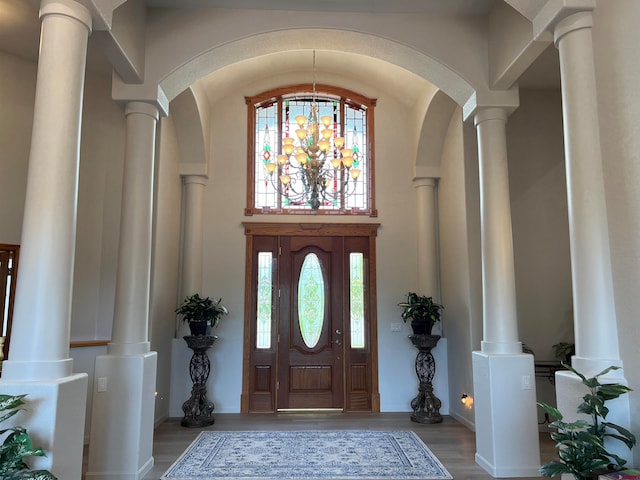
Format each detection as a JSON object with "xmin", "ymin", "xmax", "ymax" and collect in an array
[{"xmin": 161, "ymin": 430, "xmax": 452, "ymax": 480}]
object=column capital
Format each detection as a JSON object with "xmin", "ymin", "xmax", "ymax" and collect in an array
[
  {"xmin": 40, "ymin": 0, "xmax": 92, "ymax": 32},
  {"xmin": 183, "ymin": 175, "xmax": 208, "ymax": 186},
  {"xmin": 125, "ymin": 101, "xmax": 160, "ymax": 121},
  {"xmin": 463, "ymin": 88, "xmax": 519, "ymax": 122},
  {"xmin": 554, "ymin": 11, "xmax": 593, "ymax": 46},
  {"xmin": 473, "ymin": 107, "xmax": 509, "ymax": 127},
  {"xmin": 179, "ymin": 163, "xmax": 209, "ymax": 178},
  {"xmin": 413, "ymin": 177, "xmax": 437, "ymax": 188}
]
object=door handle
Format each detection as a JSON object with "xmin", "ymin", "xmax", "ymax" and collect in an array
[
  {"xmin": 335, "ymin": 329, "xmax": 342, "ymax": 335},
  {"xmin": 333, "ymin": 339, "xmax": 342, "ymax": 346}
]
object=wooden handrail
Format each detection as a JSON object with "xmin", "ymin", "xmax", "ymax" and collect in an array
[{"xmin": 70, "ymin": 340, "xmax": 109, "ymax": 348}]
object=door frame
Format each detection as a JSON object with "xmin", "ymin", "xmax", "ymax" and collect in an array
[{"xmin": 241, "ymin": 222, "xmax": 381, "ymax": 413}]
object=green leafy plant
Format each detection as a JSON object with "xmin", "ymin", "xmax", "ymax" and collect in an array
[
  {"xmin": 552, "ymin": 342, "xmax": 575, "ymax": 364},
  {"xmin": 538, "ymin": 365, "xmax": 636, "ymax": 480},
  {"xmin": 175, "ymin": 293, "xmax": 228, "ymax": 328},
  {"xmin": 398, "ymin": 292, "xmax": 443, "ymax": 335},
  {"xmin": 0, "ymin": 394, "xmax": 57, "ymax": 480}
]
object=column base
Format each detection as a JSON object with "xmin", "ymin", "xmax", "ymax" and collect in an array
[
  {"xmin": 472, "ymin": 351, "xmax": 540, "ymax": 478},
  {"xmin": 86, "ymin": 352, "xmax": 157, "ymax": 480},
  {"xmin": 0, "ymin": 373, "xmax": 88, "ymax": 480}
]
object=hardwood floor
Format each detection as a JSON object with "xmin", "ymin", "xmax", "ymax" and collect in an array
[{"xmin": 143, "ymin": 413, "xmax": 556, "ymax": 480}]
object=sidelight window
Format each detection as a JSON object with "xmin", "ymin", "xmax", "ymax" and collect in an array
[
  {"xmin": 349, "ymin": 252, "xmax": 365, "ymax": 348},
  {"xmin": 256, "ymin": 252, "xmax": 273, "ymax": 349}
]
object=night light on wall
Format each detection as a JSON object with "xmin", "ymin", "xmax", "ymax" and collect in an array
[{"xmin": 461, "ymin": 393, "xmax": 474, "ymax": 409}]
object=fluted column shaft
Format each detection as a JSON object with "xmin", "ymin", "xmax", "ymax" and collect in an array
[
  {"xmin": 3, "ymin": 0, "xmax": 92, "ymax": 381},
  {"xmin": 414, "ymin": 178, "xmax": 439, "ymax": 298},
  {"xmin": 109, "ymin": 102, "xmax": 159, "ymax": 355},
  {"xmin": 474, "ymin": 108, "xmax": 520, "ymax": 354},
  {"xmin": 554, "ymin": 12, "xmax": 620, "ymax": 372}
]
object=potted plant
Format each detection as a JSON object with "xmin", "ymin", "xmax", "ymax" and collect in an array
[
  {"xmin": 398, "ymin": 292, "xmax": 443, "ymax": 335},
  {"xmin": 175, "ymin": 293, "xmax": 228, "ymax": 336},
  {"xmin": 0, "ymin": 393, "xmax": 57, "ymax": 479},
  {"xmin": 552, "ymin": 342, "xmax": 575, "ymax": 365},
  {"xmin": 538, "ymin": 365, "xmax": 636, "ymax": 480}
]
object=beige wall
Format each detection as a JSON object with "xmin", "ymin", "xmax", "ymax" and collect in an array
[
  {"xmin": 438, "ymin": 108, "xmax": 479, "ymax": 427},
  {"xmin": 0, "ymin": 52, "xmax": 35, "ymax": 245},
  {"xmin": 150, "ymin": 116, "xmax": 182, "ymax": 421}
]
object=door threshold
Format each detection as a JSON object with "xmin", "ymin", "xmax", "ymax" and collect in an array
[{"xmin": 277, "ymin": 408, "xmax": 344, "ymax": 413}]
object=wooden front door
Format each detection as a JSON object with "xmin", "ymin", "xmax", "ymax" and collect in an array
[
  {"xmin": 241, "ymin": 223, "xmax": 380, "ymax": 413},
  {"xmin": 277, "ymin": 236, "xmax": 343, "ymax": 410}
]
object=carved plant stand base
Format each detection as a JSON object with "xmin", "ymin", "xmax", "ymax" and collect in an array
[
  {"xmin": 182, "ymin": 335, "xmax": 217, "ymax": 428},
  {"xmin": 409, "ymin": 334, "xmax": 443, "ymax": 424}
]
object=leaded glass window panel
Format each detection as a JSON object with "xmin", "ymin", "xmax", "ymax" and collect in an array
[
  {"xmin": 349, "ymin": 252, "xmax": 365, "ymax": 348},
  {"xmin": 298, "ymin": 253, "xmax": 324, "ymax": 348},
  {"xmin": 256, "ymin": 252, "xmax": 273, "ymax": 349},
  {"xmin": 246, "ymin": 85, "xmax": 376, "ymax": 216}
]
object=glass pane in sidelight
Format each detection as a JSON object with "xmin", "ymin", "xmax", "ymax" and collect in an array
[
  {"xmin": 349, "ymin": 252, "xmax": 365, "ymax": 348},
  {"xmin": 256, "ymin": 252, "xmax": 273, "ymax": 349},
  {"xmin": 298, "ymin": 253, "xmax": 325, "ymax": 348}
]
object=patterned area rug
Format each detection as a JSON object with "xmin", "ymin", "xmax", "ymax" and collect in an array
[{"xmin": 162, "ymin": 430, "xmax": 452, "ymax": 480}]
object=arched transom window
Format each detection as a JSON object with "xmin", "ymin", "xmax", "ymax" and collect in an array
[{"xmin": 245, "ymin": 84, "xmax": 377, "ymax": 216}]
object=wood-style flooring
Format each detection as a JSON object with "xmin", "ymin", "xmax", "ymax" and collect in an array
[{"xmin": 143, "ymin": 413, "xmax": 556, "ymax": 480}]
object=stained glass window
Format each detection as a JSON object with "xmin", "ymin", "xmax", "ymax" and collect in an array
[
  {"xmin": 298, "ymin": 253, "xmax": 325, "ymax": 348},
  {"xmin": 350, "ymin": 252, "xmax": 365, "ymax": 348},
  {"xmin": 246, "ymin": 85, "xmax": 376, "ymax": 215},
  {"xmin": 256, "ymin": 252, "xmax": 273, "ymax": 349}
]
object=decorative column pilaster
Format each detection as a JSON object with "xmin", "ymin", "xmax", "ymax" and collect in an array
[
  {"xmin": 3, "ymin": 0, "xmax": 92, "ymax": 381},
  {"xmin": 87, "ymin": 101, "xmax": 159, "ymax": 480},
  {"xmin": 474, "ymin": 107, "xmax": 520, "ymax": 355},
  {"xmin": 551, "ymin": 9, "xmax": 631, "ymax": 466},
  {"xmin": 413, "ymin": 178, "xmax": 439, "ymax": 298},
  {"xmin": 554, "ymin": 11, "xmax": 621, "ymax": 375},
  {"xmin": 109, "ymin": 101, "xmax": 159, "ymax": 355},
  {"xmin": 181, "ymin": 175, "xmax": 207, "ymax": 299},
  {"xmin": 470, "ymin": 104, "xmax": 540, "ymax": 478},
  {"xmin": 0, "ymin": 2, "xmax": 92, "ymax": 478}
]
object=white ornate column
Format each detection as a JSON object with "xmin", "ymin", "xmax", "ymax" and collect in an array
[
  {"xmin": 181, "ymin": 176, "xmax": 207, "ymax": 296},
  {"xmin": 470, "ymin": 105, "xmax": 540, "ymax": 478},
  {"xmin": 551, "ymin": 9, "xmax": 631, "ymax": 465},
  {"xmin": 175, "ymin": 174, "xmax": 207, "ymax": 336},
  {"xmin": 87, "ymin": 102, "xmax": 159, "ymax": 480},
  {"xmin": 413, "ymin": 178, "xmax": 439, "ymax": 298},
  {"xmin": 475, "ymin": 108, "xmax": 520, "ymax": 355},
  {"xmin": 0, "ymin": 1, "xmax": 91, "ymax": 477},
  {"xmin": 554, "ymin": 11, "xmax": 621, "ymax": 375}
]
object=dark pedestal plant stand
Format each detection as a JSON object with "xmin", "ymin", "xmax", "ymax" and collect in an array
[
  {"xmin": 409, "ymin": 334, "xmax": 443, "ymax": 424},
  {"xmin": 182, "ymin": 335, "xmax": 217, "ymax": 427}
]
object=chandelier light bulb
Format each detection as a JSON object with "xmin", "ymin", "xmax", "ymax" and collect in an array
[
  {"xmin": 265, "ymin": 163, "xmax": 277, "ymax": 174},
  {"xmin": 342, "ymin": 156, "xmax": 354, "ymax": 168},
  {"xmin": 296, "ymin": 129, "xmax": 307, "ymax": 140},
  {"xmin": 330, "ymin": 158, "xmax": 342, "ymax": 169},
  {"xmin": 277, "ymin": 154, "xmax": 288, "ymax": 165},
  {"xmin": 350, "ymin": 168, "xmax": 361, "ymax": 180},
  {"xmin": 295, "ymin": 153, "xmax": 308, "ymax": 164},
  {"xmin": 280, "ymin": 174, "xmax": 291, "ymax": 185},
  {"xmin": 295, "ymin": 115, "xmax": 307, "ymax": 127},
  {"xmin": 334, "ymin": 137, "xmax": 345, "ymax": 149},
  {"xmin": 320, "ymin": 115, "xmax": 332, "ymax": 127}
]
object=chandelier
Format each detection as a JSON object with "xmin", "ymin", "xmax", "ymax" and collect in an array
[{"xmin": 263, "ymin": 51, "xmax": 361, "ymax": 212}]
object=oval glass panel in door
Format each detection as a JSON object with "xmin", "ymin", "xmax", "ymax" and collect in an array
[{"xmin": 298, "ymin": 253, "xmax": 325, "ymax": 348}]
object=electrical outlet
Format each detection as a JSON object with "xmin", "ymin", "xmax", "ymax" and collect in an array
[
  {"xmin": 522, "ymin": 375, "xmax": 531, "ymax": 390},
  {"xmin": 390, "ymin": 323, "xmax": 403, "ymax": 332},
  {"xmin": 97, "ymin": 377, "xmax": 107, "ymax": 392}
]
